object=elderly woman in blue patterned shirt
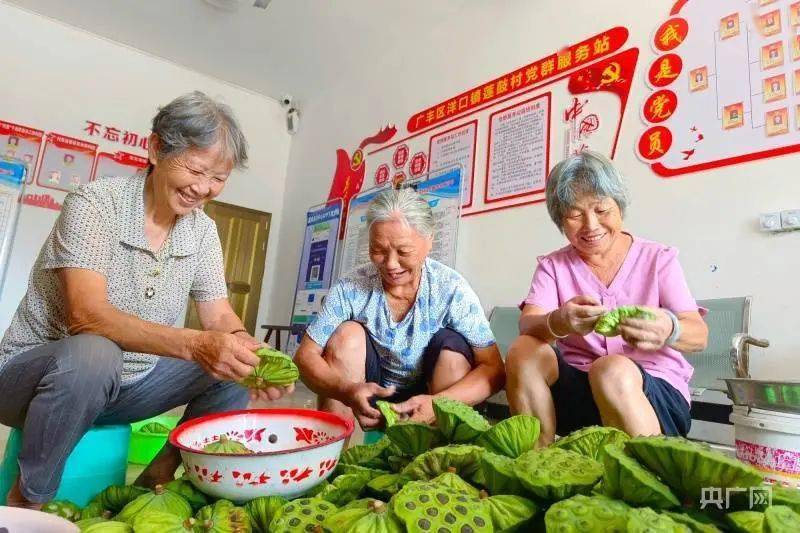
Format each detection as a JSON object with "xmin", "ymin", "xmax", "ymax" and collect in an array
[
  {"xmin": 0, "ymin": 92, "xmax": 291, "ymax": 508},
  {"xmin": 295, "ymin": 188, "xmax": 505, "ymax": 429}
]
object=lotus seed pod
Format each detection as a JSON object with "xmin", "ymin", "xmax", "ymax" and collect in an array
[
  {"xmin": 625, "ymin": 436, "xmax": 763, "ymax": 505},
  {"xmin": 91, "ymin": 485, "xmax": 150, "ymax": 514},
  {"xmin": 139, "ymin": 422, "xmax": 172, "ymax": 434},
  {"xmin": 474, "ymin": 415, "xmax": 540, "ymax": 458},
  {"xmin": 725, "ymin": 510, "xmax": 764, "ymax": 533},
  {"xmin": 764, "ymin": 505, "xmax": 800, "ymax": 533},
  {"xmin": 480, "ymin": 491, "xmax": 538, "ymax": 533},
  {"xmin": 626, "ymin": 507, "xmax": 691, "ymax": 533},
  {"xmin": 545, "ymin": 494, "xmax": 630, "ymax": 532},
  {"xmin": 202, "ymin": 435, "xmax": 254, "ymax": 454},
  {"xmin": 432, "ymin": 397, "xmax": 491, "ymax": 443},
  {"xmin": 662, "ymin": 510, "xmax": 722, "ymax": 533},
  {"xmin": 602, "ymin": 443, "xmax": 680, "ymax": 509},
  {"xmin": 365, "ymin": 473, "xmax": 413, "ymax": 501},
  {"xmin": 480, "ymin": 451, "xmax": 526, "ymax": 496},
  {"xmin": 42, "ymin": 499, "xmax": 82, "ymax": 522},
  {"xmin": 245, "ymin": 495, "xmax": 287, "ymax": 533},
  {"xmin": 391, "ymin": 482, "xmax": 492, "ymax": 532},
  {"xmin": 595, "ymin": 305, "xmax": 655, "ymax": 336},
  {"xmin": 515, "ymin": 447, "xmax": 603, "ymax": 501},
  {"xmin": 341, "ymin": 437, "xmax": 392, "ymax": 470},
  {"xmin": 115, "ymin": 484, "xmax": 192, "ymax": 524},
  {"xmin": 268, "ymin": 498, "xmax": 337, "ymax": 532},
  {"xmin": 164, "ymin": 476, "xmax": 209, "ymax": 512},
  {"xmin": 401, "ymin": 444, "xmax": 484, "ymax": 481},
  {"xmin": 376, "ymin": 401, "xmax": 399, "ymax": 428},
  {"xmin": 131, "ymin": 511, "xmax": 196, "ymax": 533},
  {"xmin": 385, "ymin": 422, "xmax": 443, "ymax": 457},
  {"xmin": 430, "ymin": 468, "xmax": 481, "ymax": 498},
  {"xmin": 241, "ymin": 347, "xmax": 299, "ymax": 389},
  {"xmin": 552, "ymin": 425, "xmax": 630, "ymax": 461}
]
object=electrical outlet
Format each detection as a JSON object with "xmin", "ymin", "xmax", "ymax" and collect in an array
[
  {"xmin": 759, "ymin": 212, "xmax": 782, "ymax": 232},
  {"xmin": 781, "ymin": 209, "xmax": 800, "ymax": 230}
]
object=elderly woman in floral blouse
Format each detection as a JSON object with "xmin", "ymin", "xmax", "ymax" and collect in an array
[{"xmin": 295, "ymin": 187, "xmax": 505, "ymax": 429}]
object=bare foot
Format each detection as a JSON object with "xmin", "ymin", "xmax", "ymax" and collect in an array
[{"xmin": 5, "ymin": 478, "xmax": 43, "ymax": 511}]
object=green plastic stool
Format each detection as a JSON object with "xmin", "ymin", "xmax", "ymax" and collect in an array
[{"xmin": 0, "ymin": 424, "xmax": 131, "ymax": 506}]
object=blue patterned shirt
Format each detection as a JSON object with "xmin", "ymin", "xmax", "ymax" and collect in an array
[{"xmin": 306, "ymin": 258, "xmax": 496, "ymax": 389}]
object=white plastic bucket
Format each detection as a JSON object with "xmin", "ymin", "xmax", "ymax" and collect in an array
[{"xmin": 730, "ymin": 405, "xmax": 800, "ymax": 488}]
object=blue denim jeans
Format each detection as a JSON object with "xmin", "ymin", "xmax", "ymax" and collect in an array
[{"xmin": 0, "ymin": 334, "xmax": 248, "ymax": 502}]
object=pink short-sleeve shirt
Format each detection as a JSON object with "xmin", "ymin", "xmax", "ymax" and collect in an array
[{"xmin": 522, "ymin": 234, "xmax": 704, "ymax": 404}]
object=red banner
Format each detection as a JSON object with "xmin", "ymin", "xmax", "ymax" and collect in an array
[{"xmin": 406, "ymin": 26, "xmax": 629, "ymax": 133}]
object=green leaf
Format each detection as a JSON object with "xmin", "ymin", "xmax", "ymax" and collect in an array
[
  {"xmin": 602, "ymin": 443, "xmax": 680, "ymax": 509},
  {"xmin": 376, "ymin": 401, "xmax": 399, "ymax": 428},
  {"xmin": 482, "ymin": 493, "xmax": 538, "ymax": 533},
  {"xmin": 384, "ymin": 422, "xmax": 443, "ymax": 457},
  {"xmin": 552, "ymin": 425, "xmax": 630, "ymax": 461},
  {"xmin": 480, "ymin": 451, "xmax": 526, "ymax": 496},
  {"xmin": 241, "ymin": 347, "xmax": 299, "ymax": 388}
]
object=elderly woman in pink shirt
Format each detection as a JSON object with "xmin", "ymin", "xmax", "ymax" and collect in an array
[{"xmin": 506, "ymin": 151, "xmax": 708, "ymax": 445}]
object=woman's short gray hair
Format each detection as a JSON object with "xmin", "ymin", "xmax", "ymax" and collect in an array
[
  {"xmin": 545, "ymin": 150, "xmax": 630, "ymax": 232},
  {"xmin": 366, "ymin": 187, "xmax": 434, "ymax": 237},
  {"xmin": 150, "ymin": 91, "xmax": 248, "ymax": 171}
]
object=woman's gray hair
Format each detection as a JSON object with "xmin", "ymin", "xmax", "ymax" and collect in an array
[
  {"xmin": 366, "ymin": 187, "xmax": 435, "ymax": 237},
  {"xmin": 545, "ymin": 150, "xmax": 630, "ymax": 232},
  {"xmin": 149, "ymin": 91, "xmax": 248, "ymax": 171}
]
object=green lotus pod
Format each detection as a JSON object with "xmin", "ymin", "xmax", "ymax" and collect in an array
[
  {"xmin": 42, "ymin": 499, "xmax": 82, "ymax": 522},
  {"xmin": 603, "ymin": 443, "xmax": 680, "ymax": 509},
  {"xmin": 662, "ymin": 510, "xmax": 722, "ymax": 533},
  {"xmin": 245, "ymin": 498, "xmax": 286, "ymax": 533},
  {"xmin": 376, "ymin": 401, "xmax": 399, "ymax": 428},
  {"xmin": 322, "ymin": 498, "xmax": 403, "ymax": 532},
  {"xmin": 80, "ymin": 502, "xmax": 113, "ymax": 520},
  {"xmin": 432, "ymin": 397, "xmax": 491, "ymax": 443},
  {"xmin": 515, "ymin": 447, "xmax": 604, "ymax": 500},
  {"xmin": 316, "ymin": 473, "xmax": 372, "ymax": 506},
  {"xmin": 116, "ymin": 484, "xmax": 192, "ymax": 524},
  {"xmin": 545, "ymin": 494, "xmax": 631, "ymax": 532},
  {"xmin": 195, "ymin": 501, "xmax": 252, "ymax": 532},
  {"xmin": 81, "ymin": 520, "xmax": 132, "ymax": 533},
  {"xmin": 341, "ymin": 437, "xmax": 392, "ymax": 470},
  {"xmin": 401, "ymin": 444, "xmax": 484, "ymax": 481},
  {"xmin": 202, "ymin": 435, "xmax": 254, "ymax": 454},
  {"xmin": 390, "ymin": 481, "xmax": 492, "ymax": 532},
  {"xmin": 386, "ymin": 454, "xmax": 412, "ymax": 473},
  {"xmin": 131, "ymin": 510, "xmax": 197, "ymax": 532},
  {"xmin": 91, "ymin": 485, "xmax": 150, "ymax": 513},
  {"xmin": 431, "ymin": 468, "xmax": 481, "ymax": 497},
  {"xmin": 244, "ymin": 495, "xmax": 287, "ymax": 533},
  {"xmin": 139, "ymin": 422, "xmax": 172, "ymax": 434},
  {"xmin": 479, "ymin": 491, "xmax": 538, "ymax": 533},
  {"xmin": 552, "ymin": 425, "xmax": 630, "ymax": 461},
  {"xmin": 626, "ymin": 507, "xmax": 690, "ymax": 532},
  {"xmin": 474, "ymin": 414, "xmax": 540, "ymax": 458},
  {"xmin": 165, "ymin": 476, "xmax": 209, "ymax": 512},
  {"xmin": 76, "ymin": 517, "xmax": 107, "ymax": 531},
  {"xmin": 625, "ymin": 436, "xmax": 763, "ymax": 505},
  {"xmin": 268, "ymin": 497, "xmax": 337, "ymax": 532},
  {"xmin": 240, "ymin": 347, "xmax": 299, "ymax": 389},
  {"xmin": 304, "ymin": 479, "xmax": 331, "ymax": 498},
  {"xmin": 335, "ymin": 463, "xmax": 390, "ymax": 479},
  {"xmin": 765, "ymin": 505, "xmax": 800, "ymax": 532},
  {"xmin": 595, "ymin": 305, "xmax": 656, "ymax": 336},
  {"xmin": 480, "ymin": 451, "xmax": 526, "ymax": 496},
  {"xmin": 365, "ymin": 474, "xmax": 413, "ymax": 500},
  {"xmin": 385, "ymin": 422, "xmax": 443, "ymax": 457},
  {"xmin": 725, "ymin": 511, "xmax": 764, "ymax": 533},
  {"xmin": 772, "ymin": 485, "xmax": 800, "ymax": 514}
]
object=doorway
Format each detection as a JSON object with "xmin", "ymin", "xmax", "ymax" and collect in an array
[{"xmin": 184, "ymin": 201, "xmax": 271, "ymax": 334}]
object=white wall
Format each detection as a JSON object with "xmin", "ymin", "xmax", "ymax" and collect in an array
[
  {"xmin": 273, "ymin": 0, "xmax": 800, "ymax": 380},
  {"xmin": 0, "ymin": 3, "xmax": 291, "ymax": 331}
]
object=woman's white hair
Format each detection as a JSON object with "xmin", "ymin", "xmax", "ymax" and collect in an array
[{"xmin": 366, "ymin": 187, "xmax": 434, "ymax": 237}]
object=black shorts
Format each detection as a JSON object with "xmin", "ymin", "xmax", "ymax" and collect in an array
[
  {"xmin": 360, "ymin": 324, "xmax": 475, "ymax": 403},
  {"xmin": 551, "ymin": 349, "xmax": 692, "ymax": 437}
]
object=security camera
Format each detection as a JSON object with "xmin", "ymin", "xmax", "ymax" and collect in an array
[{"xmin": 280, "ymin": 95, "xmax": 294, "ymax": 108}]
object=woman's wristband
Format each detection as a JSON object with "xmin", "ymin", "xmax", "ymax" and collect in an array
[
  {"xmin": 663, "ymin": 309, "xmax": 681, "ymax": 347},
  {"xmin": 546, "ymin": 310, "xmax": 569, "ymax": 339}
]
